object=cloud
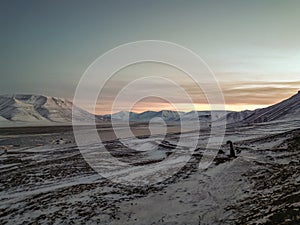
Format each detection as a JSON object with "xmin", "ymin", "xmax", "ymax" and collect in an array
[
  {"xmin": 91, "ymin": 80, "xmax": 299, "ymax": 114},
  {"xmin": 221, "ymin": 81, "xmax": 300, "ymax": 105}
]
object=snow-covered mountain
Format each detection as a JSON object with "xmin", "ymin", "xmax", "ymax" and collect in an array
[
  {"xmin": 107, "ymin": 111, "xmax": 139, "ymax": 121},
  {"xmin": 0, "ymin": 94, "xmax": 100, "ymax": 126},
  {"xmin": 180, "ymin": 110, "xmax": 229, "ymax": 122},
  {"xmin": 1, "ymin": 90, "xmax": 299, "ymax": 127},
  {"xmin": 242, "ymin": 90, "xmax": 300, "ymax": 123},
  {"xmin": 218, "ymin": 110, "xmax": 254, "ymax": 124},
  {"xmin": 105, "ymin": 110, "xmax": 231, "ymax": 123},
  {"xmin": 105, "ymin": 110, "xmax": 183, "ymax": 122},
  {"xmin": 106, "ymin": 91, "xmax": 300, "ymax": 125},
  {"xmin": 223, "ymin": 90, "xmax": 300, "ymax": 124}
]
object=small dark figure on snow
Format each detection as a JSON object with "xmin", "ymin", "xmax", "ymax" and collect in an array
[{"xmin": 226, "ymin": 140, "xmax": 236, "ymax": 158}]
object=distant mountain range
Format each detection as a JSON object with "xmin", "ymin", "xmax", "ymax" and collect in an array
[
  {"xmin": 104, "ymin": 110, "xmax": 230, "ymax": 123},
  {"xmin": 0, "ymin": 91, "xmax": 299, "ymax": 127}
]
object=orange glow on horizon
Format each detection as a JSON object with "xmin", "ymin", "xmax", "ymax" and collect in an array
[
  {"xmin": 85, "ymin": 89, "xmax": 299, "ymax": 115},
  {"xmin": 93, "ymin": 103, "xmax": 270, "ymax": 115}
]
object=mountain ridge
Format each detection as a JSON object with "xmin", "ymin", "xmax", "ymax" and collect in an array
[
  {"xmin": 223, "ymin": 90, "xmax": 300, "ymax": 124},
  {"xmin": 0, "ymin": 91, "xmax": 299, "ymax": 126},
  {"xmin": 0, "ymin": 94, "xmax": 100, "ymax": 125}
]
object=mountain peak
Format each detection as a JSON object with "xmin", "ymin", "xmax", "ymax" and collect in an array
[{"xmin": 0, "ymin": 94, "xmax": 96, "ymax": 125}]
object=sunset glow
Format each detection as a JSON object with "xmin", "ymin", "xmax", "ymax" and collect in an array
[{"xmin": 1, "ymin": 1, "xmax": 299, "ymax": 115}]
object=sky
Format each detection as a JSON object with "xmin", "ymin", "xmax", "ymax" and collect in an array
[{"xmin": 1, "ymin": 0, "xmax": 300, "ymax": 114}]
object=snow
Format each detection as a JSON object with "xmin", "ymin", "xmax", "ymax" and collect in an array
[
  {"xmin": 1, "ymin": 91, "xmax": 300, "ymax": 224},
  {"xmin": 0, "ymin": 118, "xmax": 300, "ymax": 224},
  {"xmin": 0, "ymin": 94, "xmax": 100, "ymax": 126},
  {"xmin": 213, "ymin": 91, "xmax": 300, "ymax": 125},
  {"xmin": 1, "ymin": 91, "xmax": 300, "ymax": 127}
]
